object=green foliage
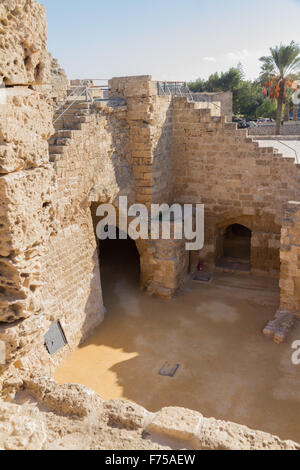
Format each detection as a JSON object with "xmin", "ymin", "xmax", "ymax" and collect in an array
[
  {"xmin": 188, "ymin": 42, "xmax": 300, "ymax": 122},
  {"xmin": 189, "ymin": 67, "xmax": 242, "ymax": 94},
  {"xmin": 189, "ymin": 67, "xmax": 263, "ymax": 119},
  {"xmin": 259, "ymin": 41, "xmax": 300, "ymax": 81},
  {"xmin": 235, "ymin": 81, "xmax": 264, "ymax": 119},
  {"xmin": 255, "ymin": 97, "xmax": 277, "ymax": 119}
]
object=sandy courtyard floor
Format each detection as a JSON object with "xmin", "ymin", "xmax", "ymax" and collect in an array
[{"xmin": 55, "ymin": 240, "xmax": 300, "ymax": 444}]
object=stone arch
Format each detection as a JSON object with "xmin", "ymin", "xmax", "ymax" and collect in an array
[
  {"xmin": 214, "ymin": 215, "xmax": 281, "ymax": 276},
  {"xmin": 89, "ymin": 201, "xmax": 145, "ymax": 290}
]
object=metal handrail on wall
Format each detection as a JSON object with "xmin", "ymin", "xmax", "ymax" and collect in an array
[
  {"xmin": 157, "ymin": 81, "xmax": 194, "ymax": 102},
  {"xmin": 53, "ymin": 86, "xmax": 94, "ymax": 125},
  {"xmin": 53, "ymin": 79, "xmax": 107, "ymax": 125},
  {"xmin": 253, "ymin": 137, "xmax": 299, "ymax": 164}
]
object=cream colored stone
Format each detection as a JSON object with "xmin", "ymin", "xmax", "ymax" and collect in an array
[
  {"xmin": 0, "ymin": 0, "xmax": 50, "ymax": 85},
  {"xmin": 0, "ymin": 0, "xmax": 300, "ymax": 450},
  {"xmin": 0, "ymin": 377, "xmax": 298, "ymax": 450},
  {"xmin": 147, "ymin": 407, "xmax": 202, "ymax": 442}
]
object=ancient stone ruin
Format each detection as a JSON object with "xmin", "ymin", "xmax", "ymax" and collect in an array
[{"xmin": 0, "ymin": 0, "xmax": 300, "ymax": 450}]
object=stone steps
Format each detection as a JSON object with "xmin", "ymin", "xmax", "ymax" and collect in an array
[
  {"xmin": 50, "ymin": 98, "xmax": 94, "ymax": 160},
  {"xmin": 49, "ymin": 145, "xmax": 65, "ymax": 154},
  {"xmin": 191, "ymin": 100, "xmax": 299, "ymax": 167}
]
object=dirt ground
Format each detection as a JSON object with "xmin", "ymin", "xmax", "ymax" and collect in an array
[{"xmin": 55, "ymin": 238, "xmax": 300, "ymax": 444}]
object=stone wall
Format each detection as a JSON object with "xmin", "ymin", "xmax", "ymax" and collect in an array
[
  {"xmin": 249, "ymin": 122, "xmax": 300, "ymax": 136},
  {"xmin": 192, "ymin": 91, "xmax": 233, "ymax": 120},
  {"xmin": 0, "ymin": 95, "xmax": 136, "ymax": 377},
  {"xmin": 172, "ymin": 97, "xmax": 300, "ymax": 277},
  {"xmin": 108, "ymin": 76, "xmax": 187, "ymax": 298},
  {"xmin": 0, "ymin": 0, "xmax": 56, "ymax": 377},
  {"xmin": 50, "ymin": 55, "xmax": 68, "ymax": 105},
  {"xmin": 279, "ymin": 201, "xmax": 300, "ymax": 316},
  {"xmin": 0, "ymin": 0, "xmax": 300, "ymax": 449},
  {"xmin": 1, "ymin": 1, "xmax": 300, "ymax": 380},
  {"xmin": 109, "ymin": 76, "xmax": 174, "ymax": 206},
  {"xmin": 1, "ymin": 62, "xmax": 300, "ymax": 377},
  {"xmin": 0, "ymin": 1, "xmax": 131, "ymax": 378}
]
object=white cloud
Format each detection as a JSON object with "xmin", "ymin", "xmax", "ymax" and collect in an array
[
  {"xmin": 226, "ymin": 49, "xmax": 250, "ymax": 61},
  {"xmin": 203, "ymin": 56, "xmax": 216, "ymax": 62}
]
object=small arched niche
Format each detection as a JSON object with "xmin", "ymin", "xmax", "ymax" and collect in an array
[{"xmin": 217, "ymin": 223, "xmax": 252, "ymax": 272}]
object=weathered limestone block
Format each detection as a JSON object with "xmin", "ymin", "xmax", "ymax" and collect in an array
[
  {"xmin": 147, "ymin": 407, "xmax": 203, "ymax": 442},
  {"xmin": 0, "ymin": 88, "xmax": 53, "ymax": 173},
  {"xmin": 0, "ymin": 401, "xmax": 47, "ymax": 450},
  {"xmin": 109, "ymin": 75, "xmax": 157, "ymax": 99},
  {"xmin": 24, "ymin": 373, "xmax": 104, "ymax": 417},
  {"xmin": 195, "ymin": 417, "xmax": 299, "ymax": 451},
  {"xmin": 50, "ymin": 54, "xmax": 68, "ymax": 104},
  {"xmin": 263, "ymin": 310, "xmax": 297, "ymax": 343},
  {"xmin": 0, "ymin": 166, "xmax": 57, "ymax": 323},
  {"xmin": 0, "ymin": 0, "xmax": 50, "ymax": 85},
  {"xmin": 0, "ymin": 166, "xmax": 57, "ymax": 257},
  {"xmin": 144, "ymin": 406, "xmax": 300, "ymax": 450},
  {"xmin": 0, "ymin": 247, "xmax": 46, "ymax": 323},
  {"xmin": 0, "ymin": 311, "xmax": 50, "ymax": 366},
  {"xmin": 103, "ymin": 400, "xmax": 151, "ymax": 430}
]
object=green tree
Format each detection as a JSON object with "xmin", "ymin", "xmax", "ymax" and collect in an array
[
  {"xmin": 256, "ymin": 97, "xmax": 277, "ymax": 119},
  {"xmin": 189, "ymin": 67, "xmax": 243, "ymax": 113},
  {"xmin": 235, "ymin": 80, "xmax": 263, "ymax": 119},
  {"xmin": 189, "ymin": 67, "xmax": 263, "ymax": 118},
  {"xmin": 260, "ymin": 41, "xmax": 300, "ymax": 134}
]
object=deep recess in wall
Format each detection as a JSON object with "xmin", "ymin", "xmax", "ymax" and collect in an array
[
  {"xmin": 99, "ymin": 228, "xmax": 141, "ymax": 301},
  {"xmin": 217, "ymin": 224, "xmax": 252, "ymax": 272}
]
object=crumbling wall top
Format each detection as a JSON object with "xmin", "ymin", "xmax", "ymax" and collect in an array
[
  {"xmin": 109, "ymin": 75, "xmax": 157, "ymax": 98},
  {"xmin": 0, "ymin": 0, "xmax": 51, "ymax": 85}
]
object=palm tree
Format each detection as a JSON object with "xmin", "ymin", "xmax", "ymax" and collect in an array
[
  {"xmin": 284, "ymin": 97, "xmax": 290, "ymax": 122},
  {"xmin": 260, "ymin": 41, "xmax": 300, "ymax": 135},
  {"xmin": 293, "ymin": 102, "xmax": 299, "ymax": 121},
  {"xmin": 292, "ymin": 81, "xmax": 300, "ymax": 121}
]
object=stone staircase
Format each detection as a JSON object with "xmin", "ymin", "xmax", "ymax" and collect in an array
[
  {"xmin": 189, "ymin": 102, "xmax": 300, "ymax": 168},
  {"xmin": 49, "ymin": 100, "xmax": 93, "ymax": 163}
]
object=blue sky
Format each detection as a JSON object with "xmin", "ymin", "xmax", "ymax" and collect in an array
[{"xmin": 40, "ymin": 0, "xmax": 300, "ymax": 82}]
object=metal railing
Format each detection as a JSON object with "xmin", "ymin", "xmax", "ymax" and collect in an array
[
  {"xmin": 157, "ymin": 81, "xmax": 195, "ymax": 102},
  {"xmin": 277, "ymin": 140, "xmax": 299, "ymax": 164},
  {"xmin": 53, "ymin": 79, "xmax": 108, "ymax": 125},
  {"xmin": 53, "ymin": 85, "xmax": 93, "ymax": 125},
  {"xmin": 253, "ymin": 137, "xmax": 299, "ymax": 164}
]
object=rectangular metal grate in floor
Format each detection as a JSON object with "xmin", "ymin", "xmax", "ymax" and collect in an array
[{"xmin": 159, "ymin": 363, "xmax": 180, "ymax": 378}]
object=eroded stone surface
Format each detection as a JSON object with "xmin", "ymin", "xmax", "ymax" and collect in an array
[
  {"xmin": 0, "ymin": 0, "xmax": 300, "ymax": 451},
  {"xmin": 0, "ymin": 375, "xmax": 299, "ymax": 450},
  {"xmin": 0, "ymin": 400, "xmax": 47, "ymax": 450},
  {"xmin": 0, "ymin": 88, "xmax": 54, "ymax": 173},
  {"xmin": 0, "ymin": 0, "xmax": 50, "ymax": 85}
]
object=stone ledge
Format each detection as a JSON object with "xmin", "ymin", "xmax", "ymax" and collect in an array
[{"xmin": 0, "ymin": 372, "xmax": 298, "ymax": 450}]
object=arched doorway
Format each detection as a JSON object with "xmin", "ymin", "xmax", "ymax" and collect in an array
[{"xmin": 217, "ymin": 224, "xmax": 252, "ymax": 272}]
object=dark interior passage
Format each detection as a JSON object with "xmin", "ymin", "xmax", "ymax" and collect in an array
[
  {"xmin": 99, "ymin": 228, "xmax": 140, "ymax": 298},
  {"xmin": 217, "ymin": 224, "xmax": 251, "ymax": 272},
  {"xmin": 223, "ymin": 224, "xmax": 251, "ymax": 260}
]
